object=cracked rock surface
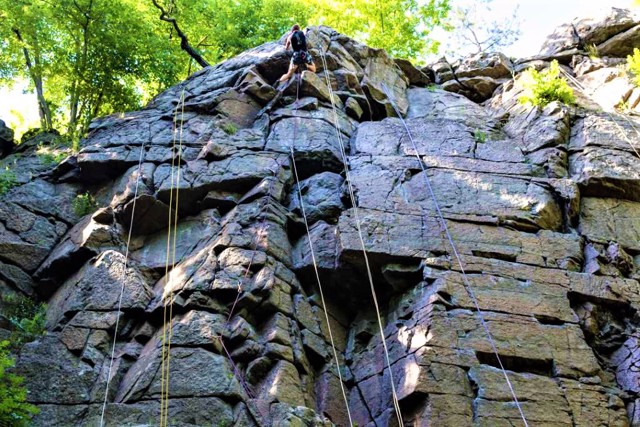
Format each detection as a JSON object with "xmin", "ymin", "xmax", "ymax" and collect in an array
[{"xmin": 2, "ymin": 17, "xmax": 640, "ymax": 427}]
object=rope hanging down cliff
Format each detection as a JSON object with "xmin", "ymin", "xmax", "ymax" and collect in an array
[
  {"xmin": 98, "ymin": 139, "xmax": 147, "ymax": 427},
  {"xmin": 318, "ymin": 49, "xmax": 405, "ymax": 426},
  {"xmin": 288, "ymin": 72, "xmax": 354, "ymax": 425},
  {"xmin": 159, "ymin": 87, "xmax": 187, "ymax": 427},
  {"xmin": 558, "ymin": 67, "xmax": 640, "ymax": 159},
  {"xmin": 380, "ymin": 83, "xmax": 530, "ymax": 427},
  {"xmin": 96, "ymin": 68, "xmax": 189, "ymax": 427}
]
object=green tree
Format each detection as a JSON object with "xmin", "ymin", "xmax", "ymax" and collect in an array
[
  {"xmin": 440, "ymin": 0, "xmax": 521, "ymax": 58},
  {"xmin": 1, "ymin": 0, "xmax": 186, "ymax": 140},
  {"xmin": 308, "ymin": 0, "xmax": 450, "ymax": 61},
  {"xmin": 150, "ymin": 0, "xmax": 312, "ymax": 64},
  {"xmin": 2, "ymin": 0, "xmax": 451, "ymax": 141},
  {"xmin": 0, "ymin": 2, "xmax": 55, "ymax": 130}
]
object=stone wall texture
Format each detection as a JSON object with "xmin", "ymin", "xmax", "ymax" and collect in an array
[{"xmin": 2, "ymin": 12, "xmax": 640, "ymax": 427}]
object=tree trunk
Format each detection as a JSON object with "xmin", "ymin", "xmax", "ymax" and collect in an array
[
  {"xmin": 12, "ymin": 28, "xmax": 53, "ymax": 130},
  {"xmin": 150, "ymin": 0, "xmax": 210, "ymax": 68}
]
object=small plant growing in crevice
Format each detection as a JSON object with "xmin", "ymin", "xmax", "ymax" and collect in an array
[
  {"xmin": 518, "ymin": 60, "xmax": 575, "ymax": 108},
  {"xmin": 585, "ymin": 43, "xmax": 599, "ymax": 59},
  {"xmin": 627, "ymin": 47, "xmax": 640, "ymax": 87},
  {"xmin": 37, "ymin": 145, "xmax": 68, "ymax": 166},
  {"xmin": 36, "ymin": 134, "xmax": 74, "ymax": 165},
  {"xmin": 473, "ymin": 129, "xmax": 487, "ymax": 143},
  {"xmin": 616, "ymin": 100, "xmax": 631, "ymax": 114},
  {"xmin": 2, "ymin": 294, "xmax": 47, "ymax": 350},
  {"xmin": 73, "ymin": 192, "xmax": 98, "ymax": 217},
  {"xmin": 221, "ymin": 122, "xmax": 238, "ymax": 135},
  {"xmin": 0, "ymin": 166, "xmax": 17, "ymax": 196},
  {"xmin": 0, "ymin": 341, "xmax": 39, "ymax": 425}
]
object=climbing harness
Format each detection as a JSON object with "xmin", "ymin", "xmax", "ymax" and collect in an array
[
  {"xmin": 98, "ymin": 142, "xmax": 146, "ymax": 427},
  {"xmin": 318, "ymin": 49, "xmax": 404, "ymax": 426},
  {"xmin": 380, "ymin": 83, "xmax": 530, "ymax": 427},
  {"xmin": 288, "ymin": 71, "xmax": 354, "ymax": 425}
]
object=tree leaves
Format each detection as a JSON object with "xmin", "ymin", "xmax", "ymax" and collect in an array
[{"xmin": 1, "ymin": 0, "xmax": 451, "ymax": 138}]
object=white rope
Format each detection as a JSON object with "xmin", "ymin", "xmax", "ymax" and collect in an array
[
  {"xmin": 381, "ymin": 83, "xmax": 529, "ymax": 427},
  {"xmin": 558, "ymin": 67, "xmax": 640, "ymax": 159},
  {"xmin": 99, "ymin": 141, "xmax": 146, "ymax": 427},
  {"xmin": 318, "ymin": 49, "xmax": 404, "ymax": 426},
  {"xmin": 289, "ymin": 107, "xmax": 353, "ymax": 424}
]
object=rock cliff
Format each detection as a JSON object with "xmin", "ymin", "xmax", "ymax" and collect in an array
[{"xmin": 2, "ymin": 10, "xmax": 640, "ymax": 427}]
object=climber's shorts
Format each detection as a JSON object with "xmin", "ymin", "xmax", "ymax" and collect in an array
[{"xmin": 291, "ymin": 51, "xmax": 314, "ymax": 67}]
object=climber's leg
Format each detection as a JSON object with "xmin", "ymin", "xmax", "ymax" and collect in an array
[
  {"xmin": 306, "ymin": 61, "xmax": 316, "ymax": 73},
  {"xmin": 279, "ymin": 61, "xmax": 298, "ymax": 82}
]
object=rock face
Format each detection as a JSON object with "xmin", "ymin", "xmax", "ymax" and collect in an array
[
  {"xmin": 540, "ymin": 8, "xmax": 640, "ymax": 57},
  {"xmin": 3, "ymin": 16, "xmax": 640, "ymax": 427},
  {"xmin": 0, "ymin": 119, "xmax": 14, "ymax": 158}
]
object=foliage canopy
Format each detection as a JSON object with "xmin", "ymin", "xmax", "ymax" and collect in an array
[
  {"xmin": 1, "ymin": 0, "xmax": 187, "ymax": 139},
  {"xmin": 1, "ymin": 0, "xmax": 450, "ymax": 140},
  {"xmin": 442, "ymin": 0, "xmax": 520, "ymax": 57}
]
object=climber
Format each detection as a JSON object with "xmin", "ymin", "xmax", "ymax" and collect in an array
[{"xmin": 278, "ymin": 24, "xmax": 317, "ymax": 83}]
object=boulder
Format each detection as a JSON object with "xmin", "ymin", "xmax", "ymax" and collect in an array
[
  {"xmin": 569, "ymin": 114, "xmax": 640, "ymax": 201},
  {"xmin": 16, "ymin": 336, "xmax": 102, "ymax": 404},
  {"xmin": 347, "ymin": 155, "xmax": 562, "ymax": 231},
  {"xmin": 9, "ymin": 22, "xmax": 640, "ymax": 427},
  {"xmin": 442, "ymin": 75, "xmax": 502, "ymax": 102},
  {"xmin": 34, "ymin": 213, "xmax": 122, "ymax": 295},
  {"xmin": 287, "ymin": 171, "xmax": 344, "ymax": 224},
  {"xmin": 578, "ymin": 67, "xmax": 634, "ymax": 111},
  {"xmin": 597, "ymin": 24, "xmax": 640, "ymax": 58},
  {"xmin": 46, "ymin": 250, "xmax": 153, "ymax": 327},
  {"xmin": 456, "ymin": 52, "xmax": 513, "ymax": 79},
  {"xmin": 430, "ymin": 57, "xmax": 455, "ymax": 84},
  {"xmin": 394, "ymin": 58, "xmax": 431, "ymax": 86},
  {"xmin": 236, "ymin": 65, "xmax": 278, "ymax": 104},
  {"xmin": 579, "ymin": 197, "xmax": 640, "ymax": 251},
  {"xmin": 360, "ymin": 53, "xmax": 409, "ymax": 118},
  {"xmin": 117, "ymin": 343, "xmax": 244, "ymax": 402},
  {"xmin": 338, "ymin": 208, "xmax": 583, "ymax": 270}
]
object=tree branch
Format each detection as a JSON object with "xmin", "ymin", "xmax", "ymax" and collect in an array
[{"xmin": 150, "ymin": 0, "xmax": 209, "ymax": 68}]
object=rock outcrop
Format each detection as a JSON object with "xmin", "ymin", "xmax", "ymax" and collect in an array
[{"xmin": 2, "ymin": 14, "xmax": 640, "ymax": 427}]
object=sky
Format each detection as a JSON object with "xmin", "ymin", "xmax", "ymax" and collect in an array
[{"xmin": 0, "ymin": 0, "xmax": 637, "ymax": 137}]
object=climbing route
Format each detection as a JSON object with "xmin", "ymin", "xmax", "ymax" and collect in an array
[
  {"xmin": 381, "ymin": 83, "xmax": 529, "ymax": 427},
  {"xmin": 318, "ymin": 49, "xmax": 405, "ymax": 426},
  {"xmin": 288, "ymin": 72, "xmax": 354, "ymax": 425}
]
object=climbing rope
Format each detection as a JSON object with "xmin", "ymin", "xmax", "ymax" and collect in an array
[
  {"xmin": 288, "ymin": 73, "xmax": 354, "ymax": 425},
  {"xmin": 159, "ymin": 88, "xmax": 187, "ymax": 427},
  {"xmin": 98, "ymin": 140, "xmax": 147, "ymax": 427},
  {"xmin": 558, "ymin": 67, "xmax": 640, "ymax": 159},
  {"xmin": 380, "ymin": 83, "xmax": 530, "ymax": 427},
  {"xmin": 318, "ymin": 49, "xmax": 404, "ymax": 426}
]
